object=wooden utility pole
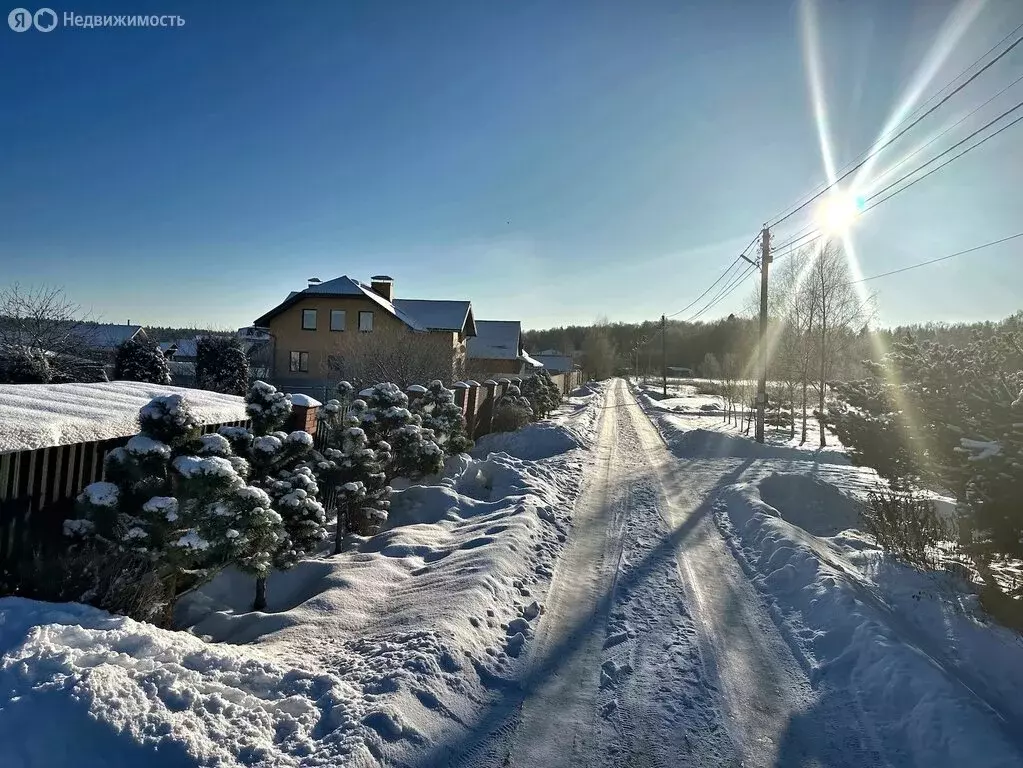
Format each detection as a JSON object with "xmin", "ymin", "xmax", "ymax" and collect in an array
[
  {"xmin": 755, "ymin": 226, "xmax": 771, "ymax": 444},
  {"xmin": 661, "ymin": 314, "xmax": 667, "ymax": 397}
]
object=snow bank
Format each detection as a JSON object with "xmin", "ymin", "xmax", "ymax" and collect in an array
[
  {"xmin": 0, "ymin": 381, "xmax": 607, "ymax": 766},
  {"xmin": 0, "ymin": 382, "xmax": 247, "ymax": 453},
  {"xmin": 715, "ymin": 476, "xmax": 1023, "ymax": 766}
]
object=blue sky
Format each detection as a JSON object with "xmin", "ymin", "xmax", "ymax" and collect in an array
[{"xmin": 1, "ymin": 0, "xmax": 1020, "ymax": 330}]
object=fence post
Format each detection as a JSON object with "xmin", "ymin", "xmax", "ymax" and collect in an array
[
  {"xmin": 481, "ymin": 379, "xmax": 499, "ymax": 436},
  {"xmin": 287, "ymin": 394, "xmax": 322, "ymax": 435},
  {"xmin": 407, "ymin": 383, "xmax": 428, "ymax": 404},
  {"xmin": 452, "ymin": 381, "xmax": 469, "ymax": 411},
  {"xmin": 463, "ymin": 380, "xmax": 481, "ymax": 437}
]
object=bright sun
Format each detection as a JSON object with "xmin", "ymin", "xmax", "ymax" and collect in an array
[{"xmin": 816, "ymin": 191, "xmax": 864, "ymax": 235}]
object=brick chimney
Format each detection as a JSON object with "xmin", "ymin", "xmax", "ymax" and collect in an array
[{"xmin": 370, "ymin": 275, "xmax": 394, "ymax": 303}]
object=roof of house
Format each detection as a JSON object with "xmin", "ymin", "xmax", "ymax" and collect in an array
[
  {"xmin": 254, "ymin": 276, "xmax": 475, "ymax": 335},
  {"xmin": 70, "ymin": 323, "xmax": 144, "ymax": 350},
  {"xmin": 159, "ymin": 338, "xmax": 199, "ymax": 358},
  {"xmin": 467, "ymin": 320, "xmax": 522, "ymax": 360},
  {"xmin": 534, "ymin": 353, "xmax": 575, "ymax": 372},
  {"xmin": 0, "ymin": 382, "xmax": 247, "ymax": 453},
  {"xmin": 393, "ymin": 299, "xmax": 476, "ymax": 334}
]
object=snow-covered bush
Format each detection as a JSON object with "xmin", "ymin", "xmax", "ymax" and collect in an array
[
  {"xmin": 219, "ymin": 380, "xmax": 326, "ymax": 609},
  {"xmin": 829, "ymin": 331, "xmax": 1023, "ymax": 604},
  {"xmin": 195, "ymin": 335, "xmax": 249, "ymax": 396},
  {"xmin": 520, "ymin": 371, "xmax": 561, "ymax": 420},
  {"xmin": 245, "ymin": 379, "xmax": 292, "ymax": 435},
  {"xmin": 492, "ymin": 383, "xmax": 534, "ymax": 433},
  {"xmin": 68, "ymin": 395, "xmax": 250, "ymax": 624},
  {"xmin": 316, "ymin": 426, "xmax": 391, "ymax": 546},
  {"xmin": 410, "ymin": 380, "xmax": 473, "ymax": 454},
  {"xmin": 114, "ymin": 337, "xmax": 171, "ymax": 385},
  {"xmin": 0, "ymin": 543, "xmax": 165, "ymax": 623},
  {"xmin": 0, "ymin": 347, "xmax": 52, "ymax": 384},
  {"xmin": 347, "ymin": 383, "xmax": 444, "ymax": 480}
]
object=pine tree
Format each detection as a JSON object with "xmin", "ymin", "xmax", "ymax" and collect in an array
[
  {"xmin": 410, "ymin": 379, "xmax": 474, "ymax": 454},
  {"xmin": 348, "ymin": 383, "xmax": 444, "ymax": 480},
  {"xmin": 315, "ymin": 426, "xmax": 391, "ymax": 547},
  {"xmin": 520, "ymin": 372, "xmax": 561, "ymax": 420},
  {"xmin": 492, "ymin": 383, "xmax": 534, "ymax": 432},
  {"xmin": 196, "ymin": 336, "xmax": 250, "ymax": 396},
  {"xmin": 114, "ymin": 338, "xmax": 172, "ymax": 385},
  {"xmin": 68, "ymin": 395, "xmax": 252, "ymax": 625},
  {"xmin": 219, "ymin": 380, "xmax": 326, "ymax": 610}
]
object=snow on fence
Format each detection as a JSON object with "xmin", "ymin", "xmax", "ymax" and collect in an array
[{"xmin": 0, "ymin": 382, "xmax": 250, "ymax": 566}]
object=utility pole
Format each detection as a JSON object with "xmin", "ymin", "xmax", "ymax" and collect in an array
[
  {"xmin": 755, "ymin": 225, "xmax": 772, "ymax": 443},
  {"xmin": 661, "ymin": 314, "xmax": 667, "ymax": 397}
]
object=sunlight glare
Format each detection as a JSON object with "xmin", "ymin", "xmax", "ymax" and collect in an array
[{"xmin": 816, "ymin": 192, "xmax": 864, "ymax": 235}]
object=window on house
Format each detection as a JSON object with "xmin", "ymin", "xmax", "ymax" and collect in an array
[
  {"xmin": 330, "ymin": 309, "xmax": 346, "ymax": 331},
  {"xmin": 289, "ymin": 351, "xmax": 309, "ymax": 372},
  {"xmin": 302, "ymin": 309, "xmax": 317, "ymax": 330},
  {"xmin": 358, "ymin": 311, "xmax": 374, "ymax": 332}
]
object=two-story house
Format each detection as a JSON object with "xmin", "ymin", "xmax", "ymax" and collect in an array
[{"xmin": 253, "ymin": 275, "xmax": 477, "ymax": 389}]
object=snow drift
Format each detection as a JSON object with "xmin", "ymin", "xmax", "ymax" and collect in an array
[
  {"xmin": 0, "ymin": 383, "xmax": 608, "ymax": 767},
  {"xmin": 715, "ymin": 475, "xmax": 1023, "ymax": 767}
]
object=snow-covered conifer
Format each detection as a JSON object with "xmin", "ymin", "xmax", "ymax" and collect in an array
[
  {"xmin": 195, "ymin": 336, "xmax": 250, "ymax": 396},
  {"xmin": 114, "ymin": 338, "xmax": 171, "ymax": 385},
  {"xmin": 410, "ymin": 380, "xmax": 473, "ymax": 454}
]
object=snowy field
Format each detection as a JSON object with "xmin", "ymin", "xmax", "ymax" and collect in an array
[
  {"xmin": 634, "ymin": 380, "xmax": 1023, "ymax": 766},
  {"xmin": 0, "ymin": 383, "xmax": 609, "ymax": 767}
]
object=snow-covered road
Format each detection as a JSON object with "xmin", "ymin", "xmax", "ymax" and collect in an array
[{"xmin": 439, "ymin": 378, "xmax": 897, "ymax": 767}]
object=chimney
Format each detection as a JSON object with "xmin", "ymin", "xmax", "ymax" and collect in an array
[{"xmin": 370, "ymin": 275, "xmax": 394, "ymax": 303}]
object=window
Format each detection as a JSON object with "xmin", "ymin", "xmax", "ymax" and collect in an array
[
  {"xmin": 289, "ymin": 351, "xmax": 309, "ymax": 373},
  {"xmin": 302, "ymin": 309, "xmax": 317, "ymax": 330},
  {"xmin": 358, "ymin": 311, "xmax": 374, "ymax": 332},
  {"xmin": 330, "ymin": 309, "xmax": 346, "ymax": 332}
]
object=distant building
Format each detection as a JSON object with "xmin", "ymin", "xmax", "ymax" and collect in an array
[
  {"xmin": 533, "ymin": 353, "xmax": 575, "ymax": 375},
  {"xmin": 467, "ymin": 320, "xmax": 542, "ymax": 379},
  {"xmin": 253, "ymin": 275, "xmax": 476, "ymax": 388}
]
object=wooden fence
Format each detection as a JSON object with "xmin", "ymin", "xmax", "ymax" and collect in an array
[{"xmin": 0, "ymin": 418, "xmax": 250, "ymax": 567}]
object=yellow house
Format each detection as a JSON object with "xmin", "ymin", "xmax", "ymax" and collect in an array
[{"xmin": 253, "ymin": 275, "xmax": 477, "ymax": 389}]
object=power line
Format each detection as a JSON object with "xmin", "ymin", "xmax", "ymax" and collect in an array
[
  {"xmin": 666, "ymin": 256, "xmax": 743, "ymax": 319},
  {"xmin": 687, "ymin": 263, "xmax": 759, "ymax": 322},
  {"xmin": 768, "ymin": 20, "xmax": 1023, "ymax": 225},
  {"xmin": 768, "ymin": 29, "xmax": 1023, "ymax": 229},
  {"xmin": 849, "ymin": 231, "xmax": 1023, "ymax": 283},
  {"xmin": 662, "ymin": 231, "xmax": 761, "ymax": 321},
  {"xmin": 769, "ymin": 96, "xmax": 1023, "ymax": 259},
  {"xmin": 877, "ymin": 70, "xmax": 1023, "ymax": 185},
  {"xmin": 863, "ymin": 101, "xmax": 1023, "ymax": 209}
]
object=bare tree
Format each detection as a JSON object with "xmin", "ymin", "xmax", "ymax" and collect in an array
[
  {"xmin": 582, "ymin": 319, "xmax": 617, "ymax": 380},
  {"xmin": 806, "ymin": 241, "xmax": 875, "ymax": 447},
  {"xmin": 326, "ymin": 325, "xmax": 456, "ymax": 390},
  {"xmin": 0, "ymin": 284, "xmax": 95, "ymax": 381}
]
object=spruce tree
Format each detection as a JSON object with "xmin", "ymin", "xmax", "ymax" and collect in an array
[
  {"xmin": 114, "ymin": 338, "xmax": 172, "ymax": 385},
  {"xmin": 196, "ymin": 336, "xmax": 250, "ymax": 396},
  {"xmin": 315, "ymin": 426, "xmax": 392, "ymax": 547}
]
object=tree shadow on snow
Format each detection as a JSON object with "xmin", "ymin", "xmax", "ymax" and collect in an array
[{"xmin": 409, "ymin": 459, "xmax": 754, "ymax": 768}]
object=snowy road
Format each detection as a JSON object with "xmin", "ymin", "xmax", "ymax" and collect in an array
[{"xmin": 437, "ymin": 378, "xmax": 890, "ymax": 768}]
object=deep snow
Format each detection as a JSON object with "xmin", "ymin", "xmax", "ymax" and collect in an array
[
  {"xmin": 0, "ymin": 382, "xmax": 248, "ymax": 452},
  {"xmin": 0, "ymin": 382, "xmax": 609, "ymax": 767}
]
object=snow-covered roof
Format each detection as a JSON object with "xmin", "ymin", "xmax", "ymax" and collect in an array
[
  {"xmin": 538, "ymin": 348, "xmax": 563, "ymax": 356},
  {"xmin": 519, "ymin": 350, "xmax": 543, "ymax": 368},
  {"xmin": 393, "ymin": 299, "xmax": 476, "ymax": 335},
  {"xmin": 253, "ymin": 275, "xmax": 428, "ymax": 332},
  {"xmin": 467, "ymin": 320, "xmax": 521, "ymax": 360},
  {"xmin": 160, "ymin": 338, "xmax": 199, "ymax": 358},
  {"xmin": 0, "ymin": 382, "xmax": 248, "ymax": 453},
  {"xmin": 69, "ymin": 323, "xmax": 144, "ymax": 351},
  {"xmin": 533, "ymin": 354, "xmax": 574, "ymax": 373}
]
